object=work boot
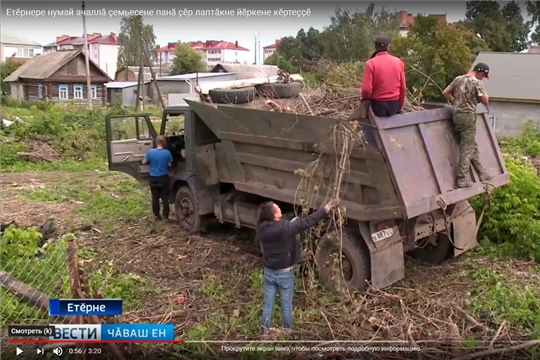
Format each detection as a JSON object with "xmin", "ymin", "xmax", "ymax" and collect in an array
[
  {"xmin": 477, "ymin": 171, "xmax": 492, "ymax": 182},
  {"xmin": 456, "ymin": 178, "xmax": 473, "ymax": 188}
]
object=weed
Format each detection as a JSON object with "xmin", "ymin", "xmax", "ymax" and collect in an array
[
  {"xmin": 469, "ymin": 268, "xmax": 540, "ymax": 336},
  {"xmin": 471, "ymin": 156, "xmax": 540, "ymax": 263}
]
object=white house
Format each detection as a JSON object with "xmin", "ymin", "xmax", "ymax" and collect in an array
[
  {"xmin": 157, "ymin": 40, "xmax": 251, "ymax": 70},
  {"xmin": 262, "ymin": 40, "xmax": 280, "ymax": 61},
  {"xmin": 42, "ymin": 33, "xmax": 119, "ymax": 78},
  {"xmin": 0, "ymin": 33, "xmax": 42, "ymax": 63}
]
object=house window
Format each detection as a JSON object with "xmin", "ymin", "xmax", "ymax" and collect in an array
[
  {"xmin": 73, "ymin": 84, "xmax": 83, "ymax": 99},
  {"xmin": 37, "ymin": 84, "xmax": 43, "ymax": 99},
  {"xmin": 29, "ymin": 49, "xmax": 34, "ymax": 57},
  {"xmin": 58, "ymin": 84, "xmax": 68, "ymax": 100},
  {"xmin": 91, "ymin": 85, "xmax": 97, "ymax": 99}
]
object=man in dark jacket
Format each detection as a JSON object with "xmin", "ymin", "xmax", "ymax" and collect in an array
[{"xmin": 256, "ymin": 198, "xmax": 340, "ymax": 332}]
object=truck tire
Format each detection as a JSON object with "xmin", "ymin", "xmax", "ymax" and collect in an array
[
  {"xmin": 174, "ymin": 186, "xmax": 203, "ymax": 233},
  {"xmin": 315, "ymin": 231, "xmax": 371, "ymax": 293},
  {"xmin": 410, "ymin": 232, "xmax": 452, "ymax": 264},
  {"xmin": 208, "ymin": 87, "xmax": 256, "ymax": 104},
  {"xmin": 256, "ymin": 82, "xmax": 301, "ymax": 99}
]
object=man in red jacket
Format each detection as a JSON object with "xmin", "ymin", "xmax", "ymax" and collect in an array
[{"xmin": 361, "ymin": 36, "xmax": 407, "ymax": 117}]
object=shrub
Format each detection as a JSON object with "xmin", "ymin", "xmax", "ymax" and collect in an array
[{"xmin": 471, "ymin": 156, "xmax": 540, "ymax": 263}]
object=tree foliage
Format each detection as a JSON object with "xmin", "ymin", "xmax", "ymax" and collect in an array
[
  {"xmin": 0, "ymin": 59, "xmax": 23, "ymax": 95},
  {"xmin": 117, "ymin": 15, "xmax": 157, "ymax": 68},
  {"xmin": 171, "ymin": 43, "xmax": 206, "ymax": 75},
  {"xmin": 528, "ymin": 1, "xmax": 540, "ymax": 43},
  {"xmin": 464, "ymin": 1, "xmax": 530, "ymax": 52},
  {"xmin": 391, "ymin": 15, "xmax": 489, "ymax": 101},
  {"xmin": 264, "ymin": 52, "xmax": 297, "ymax": 73},
  {"xmin": 274, "ymin": 5, "xmax": 398, "ymax": 71}
]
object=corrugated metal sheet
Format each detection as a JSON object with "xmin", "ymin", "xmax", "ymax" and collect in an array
[
  {"xmin": 5, "ymin": 50, "xmax": 80, "ymax": 82},
  {"xmin": 472, "ymin": 52, "xmax": 540, "ymax": 101},
  {"xmin": 1, "ymin": 33, "xmax": 41, "ymax": 46},
  {"xmin": 211, "ymin": 64, "xmax": 279, "ymax": 80},
  {"xmin": 157, "ymin": 72, "xmax": 235, "ymax": 81},
  {"xmin": 105, "ymin": 81, "xmax": 149, "ymax": 89}
]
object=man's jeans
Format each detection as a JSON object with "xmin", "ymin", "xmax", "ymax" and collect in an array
[{"xmin": 260, "ymin": 267, "xmax": 294, "ymax": 331}]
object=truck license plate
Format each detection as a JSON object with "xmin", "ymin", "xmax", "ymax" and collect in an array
[{"xmin": 372, "ymin": 228, "xmax": 394, "ymax": 242}]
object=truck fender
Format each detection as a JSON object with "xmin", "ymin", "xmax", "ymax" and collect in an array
[{"xmin": 172, "ymin": 172, "xmax": 217, "ymax": 215}]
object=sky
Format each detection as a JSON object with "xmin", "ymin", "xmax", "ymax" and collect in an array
[{"xmin": 0, "ymin": 1, "xmax": 530, "ymax": 62}]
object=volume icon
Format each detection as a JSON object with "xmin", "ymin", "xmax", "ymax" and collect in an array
[{"xmin": 53, "ymin": 347, "xmax": 63, "ymax": 356}]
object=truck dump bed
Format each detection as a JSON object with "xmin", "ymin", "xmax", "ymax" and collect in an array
[{"xmin": 186, "ymin": 100, "xmax": 509, "ymax": 221}]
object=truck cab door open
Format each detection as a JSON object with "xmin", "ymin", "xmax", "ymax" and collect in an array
[{"xmin": 105, "ymin": 114, "xmax": 157, "ymax": 185}]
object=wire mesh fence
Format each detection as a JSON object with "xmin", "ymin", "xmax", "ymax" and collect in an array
[{"xmin": 0, "ymin": 225, "xmax": 72, "ymax": 329}]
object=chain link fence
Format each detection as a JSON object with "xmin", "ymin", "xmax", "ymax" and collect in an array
[{"xmin": 1, "ymin": 225, "xmax": 71, "ymax": 329}]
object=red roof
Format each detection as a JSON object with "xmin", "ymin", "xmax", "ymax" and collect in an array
[
  {"xmin": 263, "ymin": 39, "xmax": 281, "ymax": 49},
  {"xmin": 529, "ymin": 45, "xmax": 540, "ymax": 54},
  {"xmin": 158, "ymin": 40, "xmax": 248, "ymax": 52},
  {"xmin": 55, "ymin": 33, "xmax": 118, "ymax": 46}
]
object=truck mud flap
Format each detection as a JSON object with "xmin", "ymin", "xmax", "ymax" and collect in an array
[
  {"xmin": 450, "ymin": 200, "xmax": 478, "ymax": 257},
  {"xmin": 369, "ymin": 104, "xmax": 509, "ymax": 219},
  {"xmin": 359, "ymin": 223, "xmax": 404, "ymax": 288}
]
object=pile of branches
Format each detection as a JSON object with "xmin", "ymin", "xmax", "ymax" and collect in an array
[
  {"xmin": 17, "ymin": 139, "xmax": 60, "ymax": 163},
  {"xmin": 251, "ymin": 58, "xmax": 425, "ymax": 118}
]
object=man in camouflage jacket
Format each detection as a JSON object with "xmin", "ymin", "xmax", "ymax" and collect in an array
[{"xmin": 442, "ymin": 63, "xmax": 493, "ymax": 188}]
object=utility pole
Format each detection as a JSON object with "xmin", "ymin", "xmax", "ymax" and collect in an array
[
  {"xmin": 258, "ymin": 31, "xmax": 261, "ymax": 65},
  {"xmin": 135, "ymin": 20, "xmax": 143, "ymax": 111},
  {"xmin": 142, "ymin": 45, "xmax": 165, "ymax": 108},
  {"xmin": 81, "ymin": 1, "xmax": 92, "ymax": 108},
  {"xmin": 254, "ymin": 35, "xmax": 257, "ymax": 65}
]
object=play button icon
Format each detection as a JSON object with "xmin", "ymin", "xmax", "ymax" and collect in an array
[
  {"xmin": 37, "ymin": 348, "xmax": 43, "ymax": 354},
  {"xmin": 16, "ymin": 347, "xmax": 23, "ymax": 355}
]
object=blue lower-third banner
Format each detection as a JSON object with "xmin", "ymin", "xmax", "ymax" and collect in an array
[
  {"xmin": 101, "ymin": 324, "xmax": 175, "ymax": 341},
  {"xmin": 49, "ymin": 299, "xmax": 122, "ymax": 316}
]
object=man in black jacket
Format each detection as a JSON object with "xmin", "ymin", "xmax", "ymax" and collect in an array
[{"xmin": 256, "ymin": 198, "xmax": 340, "ymax": 332}]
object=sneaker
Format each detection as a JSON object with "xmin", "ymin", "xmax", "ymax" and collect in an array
[{"xmin": 456, "ymin": 178, "xmax": 473, "ymax": 188}]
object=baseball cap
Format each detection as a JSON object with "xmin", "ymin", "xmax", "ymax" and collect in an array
[
  {"xmin": 473, "ymin": 62, "xmax": 490, "ymax": 79},
  {"xmin": 374, "ymin": 36, "xmax": 390, "ymax": 48}
]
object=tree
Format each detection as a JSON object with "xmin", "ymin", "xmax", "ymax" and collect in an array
[
  {"xmin": 264, "ymin": 52, "xmax": 297, "ymax": 73},
  {"xmin": 318, "ymin": 4, "xmax": 399, "ymax": 63},
  {"xmin": 275, "ymin": 36, "xmax": 304, "ymax": 70},
  {"xmin": 1, "ymin": 59, "xmax": 23, "ymax": 95},
  {"xmin": 117, "ymin": 15, "xmax": 157, "ymax": 68},
  {"xmin": 391, "ymin": 14, "xmax": 489, "ymax": 101},
  {"xmin": 170, "ymin": 42, "xmax": 206, "ymax": 75},
  {"xmin": 502, "ymin": 1, "xmax": 531, "ymax": 52},
  {"xmin": 463, "ymin": 1, "xmax": 529, "ymax": 52},
  {"xmin": 527, "ymin": 1, "xmax": 540, "ymax": 43}
]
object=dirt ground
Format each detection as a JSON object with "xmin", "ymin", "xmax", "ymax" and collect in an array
[{"xmin": 2, "ymin": 170, "xmax": 539, "ymax": 359}]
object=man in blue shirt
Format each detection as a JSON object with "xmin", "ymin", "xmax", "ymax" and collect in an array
[{"xmin": 142, "ymin": 135, "xmax": 173, "ymax": 220}]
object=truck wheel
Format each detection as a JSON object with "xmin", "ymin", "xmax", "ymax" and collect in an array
[
  {"xmin": 208, "ymin": 87, "xmax": 256, "ymax": 104},
  {"xmin": 256, "ymin": 82, "xmax": 301, "ymax": 99},
  {"xmin": 410, "ymin": 232, "xmax": 452, "ymax": 264},
  {"xmin": 315, "ymin": 232, "xmax": 371, "ymax": 293},
  {"xmin": 174, "ymin": 186, "xmax": 202, "ymax": 233}
]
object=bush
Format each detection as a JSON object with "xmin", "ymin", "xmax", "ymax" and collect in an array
[
  {"xmin": 471, "ymin": 156, "xmax": 540, "ymax": 263},
  {"xmin": 0, "ymin": 100, "xmax": 134, "ymax": 169}
]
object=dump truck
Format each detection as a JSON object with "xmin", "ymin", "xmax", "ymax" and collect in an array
[{"xmin": 105, "ymin": 101, "xmax": 509, "ymax": 292}]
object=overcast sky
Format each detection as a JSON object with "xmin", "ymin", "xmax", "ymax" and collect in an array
[{"xmin": 1, "ymin": 1, "xmax": 530, "ymax": 60}]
